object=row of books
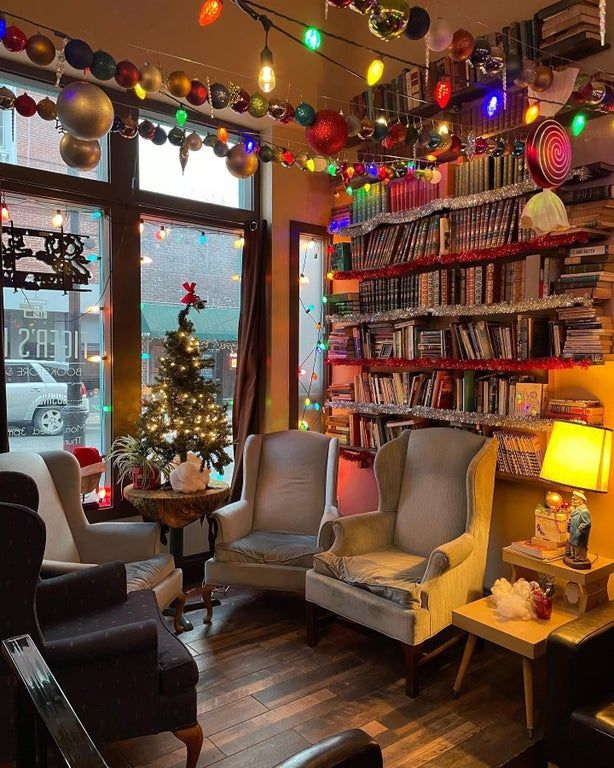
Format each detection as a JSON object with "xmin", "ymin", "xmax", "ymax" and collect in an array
[
  {"xmin": 545, "ymin": 397, "xmax": 604, "ymax": 425},
  {"xmin": 457, "ymin": 90, "xmax": 529, "ymax": 148},
  {"xmin": 554, "ymin": 270, "xmax": 614, "ymax": 302},
  {"xmin": 326, "ymin": 413, "xmax": 426, "ymax": 450},
  {"xmin": 494, "ymin": 430, "xmax": 547, "ymax": 477},
  {"xmin": 448, "ymin": 197, "xmax": 533, "ymax": 253},
  {"xmin": 350, "ymin": 215, "xmax": 447, "ymax": 270},
  {"xmin": 557, "ymin": 305, "xmax": 613, "ymax": 360},
  {"xmin": 538, "ymin": 0, "xmax": 604, "ymax": 57},
  {"xmin": 453, "ymin": 154, "xmax": 530, "ymax": 197},
  {"xmin": 349, "ymin": 183, "xmax": 389, "ymax": 224},
  {"xmin": 566, "ymin": 198, "xmax": 614, "ymax": 230}
]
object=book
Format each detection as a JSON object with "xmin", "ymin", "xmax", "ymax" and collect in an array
[{"xmin": 510, "ymin": 539, "xmax": 564, "ymax": 561}]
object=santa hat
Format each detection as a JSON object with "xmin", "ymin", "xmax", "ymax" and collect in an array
[{"xmin": 68, "ymin": 446, "xmax": 106, "ymax": 477}]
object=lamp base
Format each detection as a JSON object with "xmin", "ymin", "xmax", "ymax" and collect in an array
[{"xmin": 563, "ymin": 554, "xmax": 592, "ymax": 570}]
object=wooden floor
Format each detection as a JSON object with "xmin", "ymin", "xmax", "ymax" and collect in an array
[{"xmin": 103, "ymin": 589, "xmax": 542, "ymax": 768}]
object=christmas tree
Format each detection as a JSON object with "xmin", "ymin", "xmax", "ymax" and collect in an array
[{"xmin": 140, "ymin": 282, "xmax": 231, "ymax": 474}]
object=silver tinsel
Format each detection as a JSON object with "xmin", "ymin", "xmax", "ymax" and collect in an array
[
  {"xmin": 336, "ymin": 179, "xmax": 539, "ymax": 237},
  {"xmin": 326, "ymin": 400, "xmax": 554, "ymax": 432},
  {"xmin": 327, "ymin": 294, "xmax": 593, "ymax": 326}
]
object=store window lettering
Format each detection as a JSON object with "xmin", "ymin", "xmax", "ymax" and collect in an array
[{"xmin": 5, "ymin": 327, "xmax": 91, "ymax": 360}]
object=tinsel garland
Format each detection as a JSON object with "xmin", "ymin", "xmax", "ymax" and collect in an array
[
  {"xmin": 327, "ymin": 356, "xmax": 595, "ymax": 371},
  {"xmin": 327, "ymin": 400, "xmax": 554, "ymax": 432},
  {"xmin": 327, "ymin": 294, "xmax": 592, "ymax": 326},
  {"xmin": 332, "ymin": 231, "xmax": 592, "ymax": 282},
  {"xmin": 333, "ymin": 180, "xmax": 539, "ymax": 237}
]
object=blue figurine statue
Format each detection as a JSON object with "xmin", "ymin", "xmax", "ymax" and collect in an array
[{"xmin": 564, "ymin": 490, "xmax": 592, "ymax": 570}]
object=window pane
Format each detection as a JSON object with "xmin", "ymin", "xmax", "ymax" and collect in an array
[
  {"xmin": 0, "ymin": 76, "xmax": 108, "ymax": 181},
  {"xmin": 138, "ymin": 117, "xmax": 252, "ymax": 209},
  {"xmin": 298, "ymin": 234, "xmax": 326, "ymax": 432},
  {"xmin": 2, "ymin": 197, "xmax": 109, "ymax": 500},
  {"xmin": 140, "ymin": 221, "xmax": 242, "ymax": 483}
]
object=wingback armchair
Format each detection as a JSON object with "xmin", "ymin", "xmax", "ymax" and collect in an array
[
  {"xmin": 0, "ymin": 451, "xmax": 185, "ymax": 630},
  {"xmin": 203, "ymin": 430, "xmax": 339, "ymax": 622},
  {"xmin": 305, "ymin": 427, "xmax": 497, "ymax": 697}
]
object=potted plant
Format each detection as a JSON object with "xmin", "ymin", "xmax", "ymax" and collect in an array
[{"xmin": 108, "ymin": 435, "xmax": 168, "ymax": 490}]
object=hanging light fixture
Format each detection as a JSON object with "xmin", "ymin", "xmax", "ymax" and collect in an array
[
  {"xmin": 258, "ymin": 19, "xmax": 276, "ymax": 93},
  {"xmin": 199, "ymin": 0, "xmax": 223, "ymax": 26}
]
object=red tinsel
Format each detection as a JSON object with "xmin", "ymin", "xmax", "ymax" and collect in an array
[
  {"xmin": 332, "ymin": 232, "xmax": 592, "ymax": 282},
  {"xmin": 328, "ymin": 356, "xmax": 595, "ymax": 371}
]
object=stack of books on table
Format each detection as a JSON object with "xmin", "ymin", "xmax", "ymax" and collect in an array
[
  {"xmin": 325, "ymin": 414, "xmax": 351, "ymax": 446},
  {"xmin": 327, "ymin": 382, "xmax": 355, "ymax": 403},
  {"xmin": 557, "ymin": 305, "xmax": 614, "ymax": 360},
  {"xmin": 545, "ymin": 398, "xmax": 604, "ymax": 425},
  {"xmin": 494, "ymin": 431, "xmax": 547, "ymax": 476},
  {"xmin": 509, "ymin": 539, "xmax": 565, "ymax": 561}
]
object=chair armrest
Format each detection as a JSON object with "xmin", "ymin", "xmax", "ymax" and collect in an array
[
  {"xmin": 274, "ymin": 729, "xmax": 382, "ymax": 768},
  {"xmin": 213, "ymin": 500, "xmax": 253, "ymax": 544},
  {"xmin": 36, "ymin": 562, "xmax": 127, "ymax": 627},
  {"xmin": 328, "ymin": 511, "xmax": 396, "ymax": 557},
  {"xmin": 317, "ymin": 505, "xmax": 340, "ymax": 549},
  {"xmin": 40, "ymin": 560, "xmax": 96, "ymax": 578},
  {"xmin": 545, "ymin": 601, "xmax": 614, "ymax": 768},
  {"xmin": 76, "ymin": 521, "xmax": 160, "ymax": 564},
  {"xmin": 44, "ymin": 620, "xmax": 158, "ymax": 665},
  {"xmin": 421, "ymin": 532, "xmax": 474, "ymax": 583}
]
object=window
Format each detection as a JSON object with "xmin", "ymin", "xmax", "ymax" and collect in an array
[{"xmin": 140, "ymin": 220, "xmax": 242, "ymax": 483}]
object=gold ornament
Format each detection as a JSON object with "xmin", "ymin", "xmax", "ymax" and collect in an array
[
  {"xmin": 26, "ymin": 33, "xmax": 56, "ymax": 66},
  {"xmin": 225, "ymin": 144, "xmax": 259, "ymax": 179},
  {"xmin": 368, "ymin": 0, "xmax": 410, "ymax": 41},
  {"xmin": 140, "ymin": 63, "xmax": 163, "ymax": 93},
  {"xmin": 186, "ymin": 131, "xmax": 203, "ymax": 151},
  {"xmin": 449, "ymin": 29, "xmax": 475, "ymax": 62},
  {"xmin": 168, "ymin": 71, "xmax": 192, "ymax": 98},
  {"xmin": 36, "ymin": 97, "xmax": 57, "ymax": 121},
  {"xmin": 56, "ymin": 82, "xmax": 114, "ymax": 141},
  {"xmin": 59, "ymin": 133, "xmax": 102, "ymax": 171},
  {"xmin": 545, "ymin": 491, "xmax": 563, "ymax": 509},
  {"xmin": 532, "ymin": 64, "xmax": 554, "ymax": 93}
]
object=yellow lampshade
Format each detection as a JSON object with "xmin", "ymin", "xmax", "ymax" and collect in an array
[{"xmin": 540, "ymin": 421, "xmax": 612, "ymax": 493}]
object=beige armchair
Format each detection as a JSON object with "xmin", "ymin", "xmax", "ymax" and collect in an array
[
  {"xmin": 202, "ymin": 430, "xmax": 339, "ymax": 622},
  {"xmin": 0, "ymin": 450, "xmax": 185, "ymax": 631},
  {"xmin": 305, "ymin": 427, "xmax": 497, "ymax": 697}
]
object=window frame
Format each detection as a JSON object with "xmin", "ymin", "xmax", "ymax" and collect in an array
[{"xmin": 0, "ymin": 58, "xmax": 260, "ymax": 521}]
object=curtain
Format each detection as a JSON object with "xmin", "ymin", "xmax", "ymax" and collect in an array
[{"xmin": 230, "ymin": 219, "xmax": 268, "ymax": 501}]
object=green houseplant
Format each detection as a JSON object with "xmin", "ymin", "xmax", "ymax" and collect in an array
[{"xmin": 107, "ymin": 434, "xmax": 169, "ymax": 490}]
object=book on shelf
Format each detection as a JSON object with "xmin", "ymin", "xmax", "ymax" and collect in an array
[
  {"xmin": 509, "ymin": 539, "xmax": 565, "ymax": 561},
  {"xmin": 514, "ymin": 381, "xmax": 549, "ymax": 417},
  {"xmin": 494, "ymin": 431, "xmax": 547, "ymax": 477},
  {"xmin": 330, "ymin": 242, "xmax": 352, "ymax": 272},
  {"xmin": 326, "ymin": 293, "xmax": 361, "ymax": 316},
  {"xmin": 545, "ymin": 398, "xmax": 604, "ymax": 425},
  {"xmin": 328, "ymin": 382, "xmax": 355, "ymax": 402},
  {"xmin": 559, "ymin": 185, "xmax": 614, "ymax": 205},
  {"xmin": 557, "ymin": 306, "xmax": 613, "ymax": 359}
]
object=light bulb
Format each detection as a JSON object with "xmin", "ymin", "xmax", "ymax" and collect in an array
[
  {"xmin": 437, "ymin": 122, "xmax": 450, "ymax": 135},
  {"xmin": 176, "ymin": 108, "xmax": 188, "ymax": 127},
  {"xmin": 299, "ymin": 274, "xmax": 310, "ymax": 285},
  {"xmin": 86, "ymin": 305, "xmax": 101, "ymax": 314},
  {"xmin": 304, "ymin": 27, "xmax": 322, "ymax": 51},
  {"xmin": 366, "ymin": 58, "xmax": 385, "ymax": 87},
  {"xmin": 258, "ymin": 46, "xmax": 276, "ymax": 93},
  {"xmin": 87, "ymin": 354, "xmax": 106, "ymax": 363},
  {"xmin": 156, "ymin": 226, "xmax": 167, "ymax": 241},
  {"xmin": 571, "ymin": 111, "xmax": 587, "ymax": 137},
  {"xmin": 141, "ymin": 255, "xmax": 153, "ymax": 264},
  {"xmin": 234, "ymin": 236, "xmax": 245, "ymax": 249},
  {"xmin": 363, "ymin": 183, "xmax": 371, "ymax": 192},
  {"xmin": 199, "ymin": 231, "xmax": 207, "ymax": 245},
  {"xmin": 199, "ymin": 0, "xmax": 223, "ymax": 26},
  {"xmin": 134, "ymin": 82, "xmax": 147, "ymax": 100},
  {"xmin": 1, "ymin": 201, "xmax": 9, "ymax": 222},
  {"xmin": 138, "ymin": 219, "xmax": 144, "ymax": 234},
  {"xmin": 52, "ymin": 210, "xmax": 64, "ymax": 228},
  {"xmin": 308, "ymin": 237, "xmax": 316, "ymax": 249},
  {"xmin": 525, "ymin": 103, "xmax": 540, "ymax": 124},
  {"xmin": 232, "ymin": 274, "xmax": 240, "ymax": 282}
]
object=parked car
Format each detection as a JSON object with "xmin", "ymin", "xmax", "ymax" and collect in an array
[{"xmin": 5, "ymin": 360, "xmax": 90, "ymax": 436}]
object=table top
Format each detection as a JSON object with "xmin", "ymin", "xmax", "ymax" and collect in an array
[
  {"xmin": 502, "ymin": 547, "xmax": 614, "ymax": 585},
  {"xmin": 123, "ymin": 482, "xmax": 230, "ymax": 528},
  {"xmin": 124, "ymin": 482, "xmax": 229, "ymax": 502},
  {"xmin": 452, "ymin": 596, "xmax": 575, "ymax": 659}
]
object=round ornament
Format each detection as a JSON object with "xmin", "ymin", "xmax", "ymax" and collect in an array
[
  {"xmin": 490, "ymin": 138, "xmax": 506, "ymax": 158},
  {"xmin": 259, "ymin": 145, "xmax": 274, "ymax": 163},
  {"xmin": 152, "ymin": 126, "xmax": 168, "ymax": 145},
  {"xmin": 484, "ymin": 46, "xmax": 505, "ymax": 74},
  {"xmin": 368, "ymin": 0, "xmax": 410, "ymax": 41},
  {"xmin": 449, "ymin": 134, "xmax": 462, "ymax": 153},
  {"xmin": 213, "ymin": 141, "xmax": 229, "ymax": 157},
  {"xmin": 187, "ymin": 79, "xmax": 208, "ymax": 106},
  {"xmin": 545, "ymin": 491, "xmax": 563, "ymax": 509},
  {"xmin": 373, "ymin": 118, "xmax": 389, "ymax": 142},
  {"xmin": 512, "ymin": 139, "xmax": 525, "ymax": 157},
  {"xmin": 119, "ymin": 115, "xmax": 138, "ymax": 140},
  {"xmin": 14, "ymin": 93, "xmax": 37, "ymax": 118},
  {"xmin": 426, "ymin": 130, "xmax": 442, "ymax": 150},
  {"xmin": 59, "ymin": 134, "xmax": 101, "ymax": 171},
  {"xmin": 525, "ymin": 119, "xmax": 572, "ymax": 189},
  {"xmin": 56, "ymin": 82, "xmax": 114, "ymax": 140},
  {"xmin": 115, "ymin": 60, "xmax": 140, "ymax": 88},
  {"xmin": 0, "ymin": 86, "xmax": 15, "ymax": 110},
  {"xmin": 470, "ymin": 38, "xmax": 491, "ymax": 67},
  {"xmin": 203, "ymin": 133, "xmax": 218, "ymax": 148},
  {"xmin": 387, "ymin": 122, "xmax": 408, "ymax": 144},
  {"xmin": 313, "ymin": 156, "xmax": 328, "ymax": 172},
  {"xmin": 295, "ymin": 102, "xmax": 316, "ymax": 127},
  {"xmin": 449, "ymin": 29, "xmax": 475, "ymax": 62},
  {"xmin": 474, "ymin": 136, "xmax": 489, "ymax": 155},
  {"xmin": 210, "ymin": 82, "xmax": 230, "ymax": 109},
  {"xmin": 140, "ymin": 63, "xmax": 163, "ymax": 93},
  {"xmin": 3, "ymin": 26, "xmax": 27, "ymax": 53},
  {"xmin": 282, "ymin": 150, "xmax": 295, "ymax": 167},
  {"xmin": 394, "ymin": 161, "xmax": 408, "ymax": 178},
  {"xmin": 231, "ymin": 88, "xmax": 250, "ymax": 113},
  {"xmin": 138, "ymin": 120, "xmax": 156, "ymax": 140},
  {"xmin": 168, "ymin": 127, "xmax": 185, "ymax": 146},
  {"xmin": 305, "ymin": 110, "xmax": 348, "ymax": 155},
  {"xmin": 26, "ymin": 34, "xmax": 56, "ymax": 66},
  {"xmin": 405, "ymin": 6, "xmax": 430, "ymax": 39},
  {"xmin": 350, "ymin": 0, "xmax": 376, "ymax": 13},
  {"xmin": 532, "ymin": 64, "xmax": 554, "ymax": 93},
  {"xmin": 186, "ymin": 131, "xmax": 203, "ymax": 151},
  {"xmin": 90, "ymin": 50, "xmax": 116, "ymax": 81},
  {"xmin": 248, "ymin": 92, "xmax": 268, "ymax": 118},
  {"xmin": 281, "ymin": 103, "xmax": 295, "ymax": 124},
  {"xmin": 428, "ymin": 18, "xmax": 453, "ymax": 51},
  {"xmin": 267, "ymin": 98, "xmax": 288, "ymax": 121},
  {"xmin": 587, "ymin": 81, "xmax": 607, "ymax": 106},
  {"xmin": 358, "ymin": 117, "xmax": 375, "ymax": 140},
  {"xmin": 430, "ymin": 168, "xmax": 442, "ymax": 184},
  {"xmin": 37, "ymin": 97, "xmax": 57, "ymax": 121},
  {"xmin": 294, "ymin": 152, "xmax": 310, "ymax": 171},
  {"xmin": 168, "ymin": 71, "xmax": 191, "ymax": 98},
  {"xmin": 405, "ymin": 124, "xmax": 419, "ymax": 144},
  {"xmin": 345, "ymin": 113, "xmax": 362, "ymax": 137},
  {"xmin": 64, "ymin": 39, "xmax": 93, "ymax": 70}
]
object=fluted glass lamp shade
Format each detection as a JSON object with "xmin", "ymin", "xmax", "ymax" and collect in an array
[{"xmin": 540, "ymin": 421, "xmax": 612, "ymax": 492}]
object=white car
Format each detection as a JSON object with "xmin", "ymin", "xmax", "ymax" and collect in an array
[{"xmin": 5, "ymin": 360, "xmax": 90, "ymax": 436}]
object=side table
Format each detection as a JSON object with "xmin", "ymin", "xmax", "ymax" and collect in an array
[{"xmin": 124, "ymin": 482, "xmax": 230, "ymax": 629}]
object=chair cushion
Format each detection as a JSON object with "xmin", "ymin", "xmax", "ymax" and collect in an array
[
  {"xmin": 216, "ymin": 530, "xmax": 322, "ymax": 568},
  {"xmin": 125, "ymin": 554, "xmax": 175, "ymax": 593},
  {"xmin": 313, "ymin": 546, "xmax": 426, "ymax": 607},
  {"xmin": 42, "ymin": 589, "xmax": 197, "ymax": 697},
  {"xmin": 570, "ymin": 698, "xmax": 614, "ymax": 768}
]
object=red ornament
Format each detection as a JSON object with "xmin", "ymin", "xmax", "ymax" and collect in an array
[
  {"xmin": 282, "ymin": 150, "xmax": 295, "ymax": 166},
  {"xmin": 3, "ymin": 26, "xmax": 27, "ymax": 53},
  {"xmin": 231, "ymin": 88, "xmax": 250, "ymax": 114},
  {"xmin": 14, "ymin": 93, "xmax": 37, "ymax": 118},
  {"xmin": 475, "ymin": 137, "xmax": 489, "ymax": 155},
  {"xmin": 305, "ymin": 110, "xmax": 348, "ymax": 156},
  {"xmin": 434, "ymin": 78, "xmax": 451, "ymax": 109},
  {"xmin": 280, "ymin": 103, "xmax": 295, "ymax": 125},
  {"xmin": 526, "ymin": 118, "xmax": 572, "ymax": 189},
  {"xmin": 354, "ymin": 162, "xmax": 366, "ymax": 176},
  {"xmin": 115, "ymin": 60, "xmax": 140, "ymax": 88},
  {"xmin": 449, "ymin": 133, "xmax": 462, "ymax": 153},
  {"xmin": 187, "ymin": 79, "xmax": 208, "ymax": 106}
]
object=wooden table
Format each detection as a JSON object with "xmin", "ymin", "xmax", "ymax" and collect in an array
[{"xmin": 452, "ymin": 597, "xmax": 575, "ymax": 738}]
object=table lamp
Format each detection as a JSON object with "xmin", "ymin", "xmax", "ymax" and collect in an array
[{"xmin": 540, "ymin": 421, "xmax": 612, "ymax": 570}]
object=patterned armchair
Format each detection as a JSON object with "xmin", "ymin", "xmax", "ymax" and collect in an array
[
  {"xmin": 0, "ymin": 500, "xmax": 202, "ymax": 767},
  {"xmin": 203, "ymin": 430, "xmax": 339, "ymax": 622},
  {"xmin": 305, "ymin": 427, "xmax": 497, "ymax": 697}
]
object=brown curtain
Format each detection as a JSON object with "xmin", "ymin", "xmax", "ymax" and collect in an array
[{"xmin": 230, "ymin": 219, "xmax": 268, "ymax": 501}]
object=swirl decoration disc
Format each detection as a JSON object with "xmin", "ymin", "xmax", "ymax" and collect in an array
[{"xmin": 525, "ymin": 119, "xmax": 572, "ymax": 189}]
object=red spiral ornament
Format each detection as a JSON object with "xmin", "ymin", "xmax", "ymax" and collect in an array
[{"xmin": 526, "ymin": 119, "xmax": 572, "ymax": 189}]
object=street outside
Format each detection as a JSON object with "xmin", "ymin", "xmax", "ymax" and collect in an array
[{"xmin": 8, "ymin": 410, "xmax": 102, "ymax": 454}]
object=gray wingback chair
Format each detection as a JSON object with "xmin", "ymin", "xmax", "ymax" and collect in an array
[
  {"xmin": 0, "ymin": 450, "xmax": 184, "ymax": 630},
  {"xmin": 305, "ymin": 427, "xmax": 497, "ymax": 697},
  {"xmin": 202, "ymin": 430, "xmax": 339, "ymax": 622}
]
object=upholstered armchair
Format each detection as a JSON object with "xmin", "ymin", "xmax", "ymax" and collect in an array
[
  {"xmin": 203, "ymin": 430, "xmax": 339, "ymax": 622},
  {"xmin": 0, "ymin": 451, "xmax": 185, "ymax": 631},
  {"xmin": 305, "ymin": 427, "xmax": 497, "ymax": 697}
]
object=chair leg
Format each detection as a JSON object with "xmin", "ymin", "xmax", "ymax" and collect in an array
[
  {"xmin": 174, "ymin": 592, "xmax": 186, "ymax": 635},
  {"xmin": 174, "ymin": 724, "xmax": 203, "ymax": 768},
  {"xmin": 401, "ymin": 642, "xmax": 423, "ymax": 698},
  {"xmin": 202, "ymin": 584, "xmax": 214, "ymax": 624},
  {"xmin": 306, "ymin": 600, "xmax": 319, "ymax": 647}
]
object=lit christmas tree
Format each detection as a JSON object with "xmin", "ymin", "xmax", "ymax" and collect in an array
[{"xmin": 140, "ymin": 282, "xmax": 231, "ymax": 473}]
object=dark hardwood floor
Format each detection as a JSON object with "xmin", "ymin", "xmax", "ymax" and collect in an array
[{"xmin": 103, "ymin": 589, "xmax": 543, "ymax": 768}]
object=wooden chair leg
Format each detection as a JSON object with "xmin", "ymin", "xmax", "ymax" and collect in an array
[
  {"xmin": 174, "ymin": 592, "xmax": 186, "ymax": 635},
  {"xmin": 306, "ymin": 600, "xmax": 319, "ymax": 647},
  {"xmin": 174, "ymin": 723, "xmax": 203, "ymax": 768},
  {"xmin": 401, "ymin": 642, "xmax": 423, "ymax": 698},
  {"xmin": 202, "ymin": 584, "xmax": 214, "ymax": 624}
]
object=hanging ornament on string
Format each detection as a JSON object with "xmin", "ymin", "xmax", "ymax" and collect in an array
[
  {"xmin": 306, "ymin": 110, "xmax": 348, "ymax": 155},
  {"xmin": 138, "ymin": 119, "xmax": 156, "ymax": 140},
  {"xmin": 90, "ymin": 50, "xmax": 116, "ymax": 80},
  {"xmin": 470, "ymin": 38, "xmax": 491, "ymax": 68},
  {"xmin": 368, "ymin": 0, "xmax": 410, "ymax": 41},
  {"xmin": 115, "ymin": 60, "xmax": 140, "ymax": 88},
  {"xmin": 64, "ymin": 39, "xmax": 93, "ymax": 70},
  {"xmin": 25, "ymin": 34, "xmax": 56, "ymax": 66},
  {"xmin": 405, "ymin": 6, "xmax": 430, "ymax": 39},
  {"xmin": 56, "ymin": 82, "xmax": 114, "ymax": 140},
  {"xmin": 484, "ymin": 45, "xmax": 505, "ymax": 74},
  {"xmin": 428, "ymin": 18, "xmax": 453, "ymax": 51},
  {"xmin": 248, "ymin": 92, "xmax": 269, "ymax": 118},
  {"xmin": 226, "ymin": 144, "xmax": 259, "ymax": 178},
  {"xmin": 532, "ymin": 64, "xmax": 554, "ymax": 93},
  {"xmin": 210, "ymin": 82, "xmax": 230, "ymax": 109},
  {"xmin": 179, "ymin": 142, "xmax": 190, "ymax": 174},
  {"xmin": 449, "ymin": 29, "xmax": 475, "ymax": 61},
  {"xmin": 351, "ymin": 0, "xmax": 376, "ymax": 13},
  {"xmin": 14, "ymin": 93, "xmax": 37, "ymax": 118},
  {"xmin": 119, "ymin": 114, "xmax": 138, "ymax": 140},
  {"xmin": 294, "ymin": 102, "xmax": 316, "ymax": 126},
  {"xmin": 140, "ymin": 63, "xmax": 163, "ymax": 93},
  {"xmin": 168, "ymin": 71, "xmax": 192, "ymax": 98},
  {"xmin": 168, "ymin": 126, "xmax": 185, "ymax": 146},
  {"xmin": 358, "ymin": 117, "xmax": 375, "ymax": 140},
  {"xmin": 0, "ymin": 86, "xmax": 15, "ymax": 111},
  {"xmin": 230, "ymin": 87, "xmax": 250, "ymax": 113},
  {"xmin": 186, "ymin": 131, "xmax": 203, "ymax": 151},
  {"xmin": 37, "ymin": 97, "xmax": 57, "ymax": 121},
  {"xmin": 3, "ymin": 26, "xmax": 28, "ymax": 53},
  {"xmin": 59, "ymin": 134, "xmax": 101, "ymax": 171}
]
